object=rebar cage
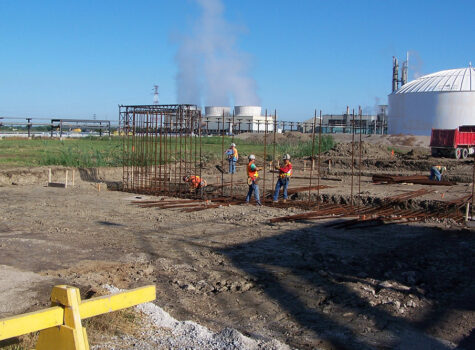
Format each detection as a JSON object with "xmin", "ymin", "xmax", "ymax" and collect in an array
[{"xmin": 120, "ymin": 105, "xmax": 204, "ymax": 197}]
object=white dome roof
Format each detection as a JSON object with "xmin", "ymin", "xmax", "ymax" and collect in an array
[{"xmin": 395, "ymin": 66, "xmax": 475, "ymax": 94}]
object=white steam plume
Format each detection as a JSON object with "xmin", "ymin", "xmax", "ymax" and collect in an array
[
  {"xmin": 408, "ymin": 50, "xmax": 424, "ymax": 79},
  {"xmin": 175, "ymin": 0, "xmax": 259, "ymax": 106}
]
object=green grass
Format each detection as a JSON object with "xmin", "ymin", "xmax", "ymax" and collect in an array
[
  {"xmin": 0, "ymin": 135, "xmax": 334, "ymax": 167},
  {"xmin": 0, "ymin": 137, "xmax": 123, "ymax": 167}
]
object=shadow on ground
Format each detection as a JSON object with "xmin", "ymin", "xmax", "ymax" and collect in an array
[{"xmin": 218, "ymin": 222, "xmax": 474, "ymax": 349}]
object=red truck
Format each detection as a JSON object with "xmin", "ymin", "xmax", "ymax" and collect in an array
[{"xmin": 430, "ymin": 125, "xmax": 475, "ymax": 159}]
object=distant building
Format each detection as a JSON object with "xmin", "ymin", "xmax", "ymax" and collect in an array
[
  {"xmin": 388, "ymin": 66, "xmax": 475, "ymax": 135},
  {"xmin": 301, "ymin": 109, "xmax": 387, "ymax": 134},
  {"xmin": 203, "ymin": 106, "xmax": 275, "ymax": 134}
]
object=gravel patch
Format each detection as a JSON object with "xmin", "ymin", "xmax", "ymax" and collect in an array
[{"xmin": 94, "ymin": 285, "xmax": 293, "ymax": 350}]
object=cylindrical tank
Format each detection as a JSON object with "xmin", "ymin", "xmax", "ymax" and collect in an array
[
  {"xmin": 388, "ymin": 67, "xmax": 475, "ymax": 135},
  {"xmin": 205, "ymin": 106, "xmax": 231, "ymax": 117},
  {"xmin": 234, "ymin": 106, "xmax": 262, "ymax": 117}
]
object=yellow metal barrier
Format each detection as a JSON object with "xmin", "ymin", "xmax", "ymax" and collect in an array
[{"xmin": 0, "ymin": 284, "xmax": 156, "ymax": 350}]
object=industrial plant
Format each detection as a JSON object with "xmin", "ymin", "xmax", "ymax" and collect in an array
[{"xmin": 388, "ymin": 58, "xmax": 475, "ymax": 135}]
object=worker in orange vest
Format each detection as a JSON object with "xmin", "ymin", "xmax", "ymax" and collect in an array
[
  {"xmin": 225, "ymin": 143, "xmax": 239, "ymax": 174},
  {"xmin": 245, "ymin": 154, "xmax": 262, "ymax": 206},
  {"xmin": 183, "ymin": 175, "xmax": 207, "ymax": 192},
  {"xmin": 273, "ymin": 154, "xmax": 293, "ymax": 203}
]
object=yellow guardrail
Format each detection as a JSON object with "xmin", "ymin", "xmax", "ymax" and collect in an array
[{"xmin": 0, "ymin": 284, "xmax": 156, "ymax": 350}]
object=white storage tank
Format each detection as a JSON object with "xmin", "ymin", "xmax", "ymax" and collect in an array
[
  {"xmin": 204, "ymin": 106, "xmax": 231, "ymax": 117},
  {"xmin": 234, "ymin": 106, "xmax": 262, "ymax": 117},
  {"xmin": 388, "ymin": 66, "xmax": 475, "ymax": 135}
]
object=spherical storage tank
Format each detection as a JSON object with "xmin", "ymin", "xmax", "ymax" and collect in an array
[{"xmin": 388, "ymin": 67, "xmax": 475, "ymax": 135}]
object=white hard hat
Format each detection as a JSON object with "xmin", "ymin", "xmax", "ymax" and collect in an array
[
  {"xmin": 282, "ymin": 154, "xmax": 291, "ymax": 160},
  {"xmin": 248, "ymin": 154, "xmax": 256, "ymax": 160},
  {"xmin": 230, "ymin": 143, "xmax": 236, "ymax": 147}
]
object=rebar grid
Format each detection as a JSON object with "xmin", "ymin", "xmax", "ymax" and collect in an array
[{"xmin": 120, "ymin": 105, "xmax": 203, "ymax": 198}]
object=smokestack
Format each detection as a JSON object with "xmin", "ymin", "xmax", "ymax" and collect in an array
[
  {"xmin": 392, "ymin": 56, "xmax": 399, "ymax": 92},
  {"xmin": 401, "ymin": 52, "xmax": 408, "ymax": 86}
]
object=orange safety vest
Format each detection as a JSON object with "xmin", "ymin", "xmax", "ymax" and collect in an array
[
  {"xmin": 227, "ymin": 147, "xmax": 238, "ymax": 160},
  {"xmin": 189, "ymin": 175, "xmax": 202, "ymax": 189},
  {"xmin": 279, "ymin": 162, "xmax": 293, "ymax": 178},
  {"xmin": 247, "ymin": 162, "xmax": 259, "ymax": 180},
  {"xmin": 233, "ymin": 148, "xmax": 238, "ymax": 160}
]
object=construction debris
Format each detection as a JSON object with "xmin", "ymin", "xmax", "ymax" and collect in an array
[
  {"xmin": 372, "ymin": 174, "xmax": 456, "ymax": 186},
  {"xmin": 269, "ymin": 192, "xmax": 472, "ymax": 226}
]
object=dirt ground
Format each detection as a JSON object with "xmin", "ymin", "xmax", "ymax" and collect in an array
[{"xmin": 0, "ymin": 136, "xmax": 474, "ymax": 349}]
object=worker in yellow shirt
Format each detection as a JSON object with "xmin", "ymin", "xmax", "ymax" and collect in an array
[
  {"xmin": 429, "ymin": 165, "xmax": 447, "ymax": 181},
  {"xmin": 225, "ymin": 143, "xmax": 238, "ymax": 174},
  {"xmin": 245, "ymin": 154, "xmax": 262, "ymax": 206}
]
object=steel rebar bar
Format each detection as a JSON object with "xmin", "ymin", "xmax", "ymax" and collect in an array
[{"xmin": 308, "ymin": 110, "xmax": 317, "ymax": 204}]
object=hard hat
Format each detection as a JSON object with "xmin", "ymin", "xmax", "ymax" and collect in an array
[
  {"xmin": 248, "ymin": 154, "xmax": 256, "ymax": 160},
  {"xmin": 230, "ymin": 143, "xmax": 236, "ymax": 147},
  {"xmin": 282, "ymin": 154, "xmax": 291, "ymax": 160}
]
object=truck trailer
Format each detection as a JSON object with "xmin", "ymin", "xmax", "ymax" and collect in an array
[{"xmin": 430, "ymin": 125, "xmax": 475, "ymax": 159}]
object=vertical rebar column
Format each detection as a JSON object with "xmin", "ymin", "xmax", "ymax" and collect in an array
[
  {"xmin": 221, "ymin": 110, "xmax": 225, "ymax": 197},
  {"xmin": 132, "ymin": 111, "xmax": 136, "ymax": 190},
  {"xmin": 317, "ymin": 110, "xmax": 322, "ymax": 207},
  {"xmin": 272, "ymin": 110, "xmax": 277, "ymax": 198},
  {"xmin": 174, "ymin": 113, "xmax": 179, "ymax": 195},
  {"xmin": 165, "ymin": 112, "xmax": 169, "ymax": 193},
  {"xmin": 121, "ymin": 107, "xmax": 126, "ymax": 189},
  {"xmin": 189, "ymin": 110, "xmax": 193, "ymax": 195},
  {"xmin": 199, "ymin": 112, "xmax": 203, "ymax": 199},
  {"xmin": 231, "ymin": 111, "xmax": 235, "ymax": 199},
  {"xmin": 179, "ymin": 110, "xmax": 183, "ymax": 194},
  {"xmin": 184, "ymin": 110, "xmax": 188, "ymax": 183},
  {"xmin": 350, "ymin": 109, "xmax": 355, "ymax": 207},
  {"xmin": 154, "ymin": 111, "xmax": 158, "ymax": 194},
  {"xmin": 159, "ymin": 112, "xmax": 163, "ymax": 192},
  {"xmin": 358, "ymin": 106, "xmax": 362, "ymax": 204},
  {"xmin": 146, "ymin": 110, "xmax": 151, "ymax": 191},
  {"xmin": 263, "ymin": 110, "xmax": 268, "ymax": 203},
  {"xmin": 170, "ymin": 112, "xmax": 174, "ymax": 194},
  {"xmin": 308, "ymin": 110, "xmax": 317, "ymax": 204},
  {"xmin": 194, "ymin": 112, "xmax": 198, "ymax": 199}
]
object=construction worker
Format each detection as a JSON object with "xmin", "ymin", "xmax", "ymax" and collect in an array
[
  {"xmin": 246, "ymin": 154, "xmax": 262, "ymax": 206},
  {"xmin": 183, "ymin": 175, "xmax": 207, "ymax": 192},
  {"xmin": 225, "ymin": 143, "xmax": 238, "ymax": 174},
  {"xmin": 429, "ymin": 165, "xmax": 447, "ymax": 181},
  {"xmin": 273, "ymin": 154, "xmax": 293, "ymax": 203}
]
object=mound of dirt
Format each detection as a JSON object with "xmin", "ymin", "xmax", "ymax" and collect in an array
[{"xmin": 325, "ymin": 141, "xmax": 393, "ymax": 159}]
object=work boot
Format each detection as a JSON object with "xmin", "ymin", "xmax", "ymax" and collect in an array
[
  {"xmin": 273, "ymin": 200, "xmax": 278, "ymax": 204},
  {"xmin": 256, "ymin": 201, "xmax": 262, "ymax": 206},
  {"xmin": 282, "ymin": 199, "xmax": 287, "ymax": 203}
]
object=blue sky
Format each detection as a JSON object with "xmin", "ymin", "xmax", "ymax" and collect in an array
[{"xmin": 0, "ymin": 0, "xmax": 474, "ymax": 122}]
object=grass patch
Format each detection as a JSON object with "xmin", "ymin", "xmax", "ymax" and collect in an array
[
  {"xmin": 0, "ymin": 134, "xmax": 334, "ymax": 167},
  {"xmin": 275, "ymin": 135, "xmax": 334, "ymax": 158}
]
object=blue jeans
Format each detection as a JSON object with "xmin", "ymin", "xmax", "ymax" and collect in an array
[
  {"xmin": 273, "ymin": 177, "xmax": 289, "ymax": 201},
  {"xmin": 430, "ymin": 167, "xmax": 441, "ymax": 181},
  {"xmin": 246, "ymin": 181, "xmax": 261, "ymax": 204},
  {"xmin": 229, "ymin": 159, "xmax": 236, "ymax": 174}
]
